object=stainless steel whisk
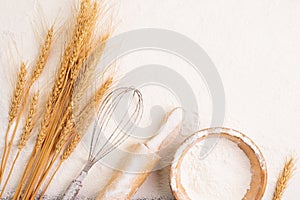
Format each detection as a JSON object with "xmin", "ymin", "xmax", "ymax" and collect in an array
[{"xmin": 62, "ymin": 87, "xmax": 143, "ymax": 200}]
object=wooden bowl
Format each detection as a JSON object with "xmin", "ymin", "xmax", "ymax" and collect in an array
[{"xmin": 170, "ymin": 127, "xmax": 267, "ymax": 200}]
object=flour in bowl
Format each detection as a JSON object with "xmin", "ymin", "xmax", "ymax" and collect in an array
[{"xmin": 180, "ymin": 138, "xmax": 252, "ymax": 200}]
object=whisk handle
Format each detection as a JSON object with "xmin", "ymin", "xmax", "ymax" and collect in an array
[{"xmin": 62, "ymin": 170, "xmax": 88, "ymax": 200}]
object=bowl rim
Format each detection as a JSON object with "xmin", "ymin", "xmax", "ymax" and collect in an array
[{"xmin": 170, "ymin": 127, "xmax": 268, "ymax": 200}]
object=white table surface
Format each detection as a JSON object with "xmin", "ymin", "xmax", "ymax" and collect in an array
[{"xmin": 0, "ymin": 0, "xmax": 300, "ymax": 199}]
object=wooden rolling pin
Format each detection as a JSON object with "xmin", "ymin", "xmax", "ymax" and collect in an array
[{"xmin": 97, "ymin": 108, "xmax": 183, "ymax": 200}]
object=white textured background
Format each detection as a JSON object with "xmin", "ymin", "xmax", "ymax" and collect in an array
[{"xmin": 0, "ymin": 0, "xmax": 300, "ymax": 199}]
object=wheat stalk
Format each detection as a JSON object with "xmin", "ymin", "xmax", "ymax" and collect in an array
[
  {"xmin": 30, "ymin": 113, "xmax": 75, "ymax": 198},
  {"xmin": 273, "ymin": 156, "xmax": 296, "ymax": 200},
  {"xmin": 38, "ymin": 118, "xmax": 77, "ymax": 198},
  {"xmin": 8, "ymin": 26, "xmax": 54, "ymax": 194},
  {"xmin": 24, "ymin": 103, "xmax": 73, "ymax": 198}
]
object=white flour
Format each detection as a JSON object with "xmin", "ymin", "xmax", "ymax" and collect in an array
[{"xmin": 180, "ymin": 138, "xmax": 252, "ymax": 200}]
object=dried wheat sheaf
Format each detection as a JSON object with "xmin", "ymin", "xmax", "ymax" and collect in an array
[{"xmin": 0, "ymin": 0, "xmax": 113, "ymax": 198}]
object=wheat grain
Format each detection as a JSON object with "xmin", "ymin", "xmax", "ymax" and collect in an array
[
  {"xmin": 9, "ymin": 27, "xmax": 53, "ymax": 154},
  {"xmin": 273, "ymin": 156, "xmax": 296, "ymax": 200}
]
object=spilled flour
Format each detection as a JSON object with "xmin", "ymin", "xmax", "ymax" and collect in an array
[{"xmin": 180, "ymin": 138, "xmax": 252, "ymax": 200}]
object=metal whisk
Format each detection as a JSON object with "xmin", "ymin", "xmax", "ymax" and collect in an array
[{"xmin": 62, "ymin": 87, "xmax": 143, "ymax": 200}]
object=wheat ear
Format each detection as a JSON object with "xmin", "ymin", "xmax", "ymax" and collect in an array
[
  {"xmin": 30, "ymin": 27, "xmax": 53, "ymax": 84},
  {"xmin": 18, "ymin": 92, "xmax": 40, "ymax": 150},
  {"xmin": 273, "ymin": 156, "xmax": 296, "ymax": 200},
  {"xmin": 62, "ymin": 132, "xmax": 81, "ymax": 161},
  {"xmin": 8, "ymin": 63, "xmax": 27, "ymax": 123},
  {"xmin": 56, "ymin": 118, "xmax": 75, "ymax": 154},
  {"xmin": 94, "ymin": 77, "xmax": 113, "ymax": 105}
]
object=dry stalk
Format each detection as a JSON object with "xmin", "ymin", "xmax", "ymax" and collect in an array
[
  {"xmin": 31, "ymin": 116, "xmax": 75, "ymax": 198},
  {"xmin": 41, "ymin": 130, "xmax": 80, "ymax": 193},
  {"xmin": 273, "ymin": 156, "xmax": 296, "ymax": 200},
  {"xmin": 24, "ymin": 103, "xmax": 73, "ymax": 198}
]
